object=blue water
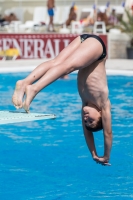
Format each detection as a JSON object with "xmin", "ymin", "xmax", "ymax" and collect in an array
[{"xmin": 0, "ymin": 73, "xmax": 133, "ymax": 200}]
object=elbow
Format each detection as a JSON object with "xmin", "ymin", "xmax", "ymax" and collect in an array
[{"xmin": 104, "ymin": 131, "xmax": 113, "ymax": 138}]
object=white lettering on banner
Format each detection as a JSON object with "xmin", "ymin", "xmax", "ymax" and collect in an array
[
  {"xmin": 63, "ymin": 39, "xmax": 70, "ymax": 48},
  {"xmin": 23, "ymin": 39, "xmax": 33, "ymax": 58},
  {"xmin": 53, "ymin": 39, "xmax": 61, "ymax": 56},
  {"xmin": 3, "ymin": 39, "xmax": 12, "ymax": 50},
  {"xmin": 19, "ymin": 39, "xmax": 25, "ymax": 58},
  {"xmin": 34, "ymin": 39, "xmax": 45, "ymax": 58},
  {"xmin": 12, "ymin": 39, "xmax": 22, "ymax": 56},
  {"xmin": 44, "ymin": 39, "xmax": 55, "ymax": 58},
  {"xmin": 0, "ymin": 37, "xmax": 74, "ymax": 59}
]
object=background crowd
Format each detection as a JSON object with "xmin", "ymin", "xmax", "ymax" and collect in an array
[{"xmin": 0, "ymin": 0, "xmax": 133, "ymax": 34}]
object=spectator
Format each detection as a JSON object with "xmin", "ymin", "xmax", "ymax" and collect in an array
[
  {"xmin": 80, "ymin": 13, "xmax": 94, "ymax": 27},
  {"xmin": 108, "ymin": 9, "xmax": 118, "ymax": 26},
  {"xmin": 0, "ymin": 15, "xmax": 6, "ymax": 26},
  {"xmin": 97, "ymin": 9, "xmax": 108, "ymax": 25},
  {"xmin": 65, "ymin": 5, "xmax": 77, "ymax": 27},
  {"xmin": 47, "ymin": 0, "xmax": 55, "ymax": 32},
  {"xmin": 7, "ymin": 13, "xmax": 18, "ymax": 22},
  {"xmin": 0, "ymin": 13, "xmax": 18, "ymax": 26}
]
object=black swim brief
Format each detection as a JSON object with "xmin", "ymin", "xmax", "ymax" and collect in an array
[{"xmin": 80, "ymin": 34, "xmax": 106, "ymax": 61}]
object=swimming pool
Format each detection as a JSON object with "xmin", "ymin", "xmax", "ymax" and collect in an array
[{"xmin": 0, "ymin": 73, "xmax": 133, "ymax": 199}]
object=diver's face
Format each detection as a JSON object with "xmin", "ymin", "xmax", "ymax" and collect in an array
[{"xmin": 83, "ymin": 106, "xmax": 101, "ymax": 128}]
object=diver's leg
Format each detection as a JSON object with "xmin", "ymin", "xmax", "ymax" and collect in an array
[
  {"xmin": 12, "ymin": 36, "xmax": 81, "ymax": 108},
  {"xmin": 23, "ymin": 37, "xmax": 104, "ymax": 112}
]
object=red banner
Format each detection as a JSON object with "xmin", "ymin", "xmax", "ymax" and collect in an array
[{"xmin": 0, "ymin": 34, "xmax": 108, "ymax": 59}]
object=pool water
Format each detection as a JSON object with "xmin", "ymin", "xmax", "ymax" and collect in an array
[{"xmin": 0, "ymin": 73, "xmax": 133, "ymax": 200}]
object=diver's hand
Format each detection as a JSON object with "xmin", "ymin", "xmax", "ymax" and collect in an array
[{"xmin": 93, "ymin": 155, "xmax": 111, "ymax": 166}]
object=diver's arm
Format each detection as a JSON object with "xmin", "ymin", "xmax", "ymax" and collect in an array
[
  {"xmin": 101, "ymin": 99, "xmax": 112, "ymax": 161},
  {"xmin": 82, "ymin": 111, "xmax": 97, "ymax": 158},
  {"xmin": 91, "ymin": 100, "xmax": 112, "ymax": 166}
]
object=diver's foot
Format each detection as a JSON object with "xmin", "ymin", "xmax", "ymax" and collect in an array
[
  {"xmin": 23, "ymin": 85, "xmax": 38, "ymax": 113},
  {"xmin": 12, "ymin": 80, "xmax": 27, "ymax": 109}
]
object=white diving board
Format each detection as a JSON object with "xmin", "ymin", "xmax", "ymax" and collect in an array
[{"xmin": 0, "ymin": 111, "xmax": 56, "ymax": 125}]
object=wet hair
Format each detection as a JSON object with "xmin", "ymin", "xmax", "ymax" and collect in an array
[{"xmin": 85, "ymin": 116, "xmax": 103, "ymax": 132}]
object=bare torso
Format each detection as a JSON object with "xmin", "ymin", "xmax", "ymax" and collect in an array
[
  {"xmin": 47, "ymin": 0, "xmax": 54, "ymax": 9},
  {"xmin": 77, "ymin": 58, "xmax": 108, "ymax": 110}
]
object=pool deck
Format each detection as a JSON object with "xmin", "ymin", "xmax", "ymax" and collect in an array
[{"xmin": 0, "ymin": 59, "xmax": 133, "ymax": 75}]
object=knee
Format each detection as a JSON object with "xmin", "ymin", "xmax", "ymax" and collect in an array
[
  {"xmin": 51, "ymin": 58, "xmax": 76, "ymax": 74},
  {"xmin": 48, "ymin": 59, "xmax": 56, "ymax": 68},
  {"xmin": 61, "ymin": 60, "xmax": 75, "ymax": 74},
  {"xmin": 64, "ymin": 58, "xmax": 78, "ymax": 73},
  {"xmin": 51, "ymin": 58, "xmax": 62, "ymax": 67}
]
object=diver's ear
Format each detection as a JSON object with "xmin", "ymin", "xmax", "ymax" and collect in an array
[{"xmin": 99, "ymin": 110, "xmax": 102, "ymax": 115}]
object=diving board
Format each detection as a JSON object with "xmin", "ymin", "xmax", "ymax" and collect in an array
[{"xmin": 0, "ymin": 111, "xmax": 56, "ymax": 125}]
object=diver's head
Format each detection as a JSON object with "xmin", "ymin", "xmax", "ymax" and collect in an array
[{"xmin": 83, "ymin": 106, "xmax": 103, "ymax": 132}]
